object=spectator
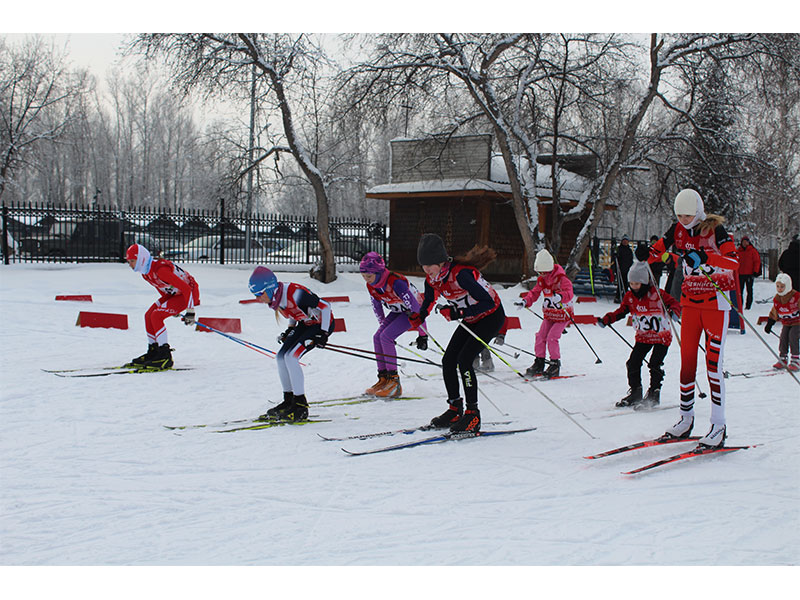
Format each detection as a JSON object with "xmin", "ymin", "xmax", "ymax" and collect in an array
[
  {"xmin": 615, "ymin": 234, "xmax": 634, "ymax": 301},
  {"xmin": 736, "ymin": 235, "xmax": 761, "ymax": 310},
  {"xmin": 779, "ymin": 235, "xmax": 800, "ymax": 291}
]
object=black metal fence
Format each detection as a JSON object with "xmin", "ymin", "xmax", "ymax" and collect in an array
[{"xmin": 1, "ymin": 201, "xmax": 388, "ymax": 267}]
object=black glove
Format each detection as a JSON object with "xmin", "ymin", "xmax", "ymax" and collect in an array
[
  {"xmin": 415, "ymin": 335, "xmax": 428, "ymax": 350},
  {"xmin": 309, "ymin": 330, "xmax": 330, "ymax": 349},
  {"xmin": 182, "ymin": 309, "xmax": 196, "ymax": 326},
  {"xmin": 494, "ymin": 334, "xmax": 505, "ymax": 346},
  {"xmin": 513, "ymin": 300, "xmax": 525, "ymax": 308},
  {"xmin": 277, "ymin": 328, "xmax": 293, "ymax": 344},
  {"xmin": 682, "ymin": 248, "xmax": 708, "ymax": 269},
  {"xmin": 596, "ymin": 316, "xmax": 607, "ymax": 328},
  {"xmin": 765, "ymin": 318, "xmax": 776, "ymax": 334},
  {"xmin": 440, "ymin": 305, "xmax": 465, "ymax": 321}
]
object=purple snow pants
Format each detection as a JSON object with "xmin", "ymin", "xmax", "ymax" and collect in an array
[{"xmin": 373, "ymin": 312, "xmax": 413, "ymax": 371}]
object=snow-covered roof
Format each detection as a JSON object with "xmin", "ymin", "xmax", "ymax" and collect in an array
[{"xmin": 366, "ymin": 153, "xmax": 592, "ymax": 202}]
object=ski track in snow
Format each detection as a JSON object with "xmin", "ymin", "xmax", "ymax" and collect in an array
[{"xmin": 1, "ymin": 263, "xmax": 798, "ymax": 567}]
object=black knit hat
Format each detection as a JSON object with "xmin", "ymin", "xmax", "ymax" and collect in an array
[{"xmin": 417, "ymin": 233, "xmax": 450, "ymax": 266}]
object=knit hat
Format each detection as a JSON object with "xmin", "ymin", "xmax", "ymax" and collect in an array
[
  {"xmin": 674, "ymin": 189, "xmax": 706, "ymax": 229},
  {"xmin": 126, "ymin": 243, "xmax": 152, "ymax": 274},
  {"xmin": 776, "ymin": 273, "xmax": 793, "ymax": 295},
  {"xmin": 534, "ymin": 249, "xmax": 554, "ymax": 273},
  {"xmin": 417, "ymin": 234, "xmax": 449, "ymax": 266},
  {"xmin": 628, "ymin": 261, "xmax": 650, "ymax": 285},
  {"xmin": 359, "ymin": 251, "xmax": 386, "ymax": 275}
]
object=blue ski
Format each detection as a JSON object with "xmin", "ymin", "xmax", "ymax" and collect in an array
[{"xmin": 341, "ymin": 427, "xmax": 536, "ymax": 456}]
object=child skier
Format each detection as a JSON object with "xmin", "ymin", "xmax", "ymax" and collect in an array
[
  {"xmin": 765, "ymin": 272, "xmax": 800, "ymax": 371},
  {"xmin": 248, "ymin": 266, "xmax": 334, "ymax": 421},
  {"xmin": 519, "ymin": 249, "xmax": 574, "ymax": 379},
  {"xmin": 360, "ymin": 251, "xmax": 427, "ymax": 397},
  {"xmin": 125, "ymin": 243, "xmax": 200, "ymax": 370},
  {"xmin": 648, "ymin": 189, "xmax": 739, "ymax": 448},
  {"xmin": 413, "ymin": 234, "xmax": 505, "ymax": 432},
  {"xmin": 597, "ymin": 261, "xmax": 681, "ymax": 409}
]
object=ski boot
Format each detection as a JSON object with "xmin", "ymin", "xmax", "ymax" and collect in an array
[
  {"xmin": 788, "ymin": 356, "xmax": 800, "ymax": 372},
  {"xmin": 543, "ymin": 359, "xmax": 561, "ymax": 379},
  {"xmin": 376, "ymin": 371, "xmax": 402, "ymax": 398},
  {"xmin": 479, "ymin": 349, "xmax": 494, "ymax": 372},
  {"xmin": 450, "ymin": 407, "xmax": 481, "ymax": 433},
  {"xmin": 697, "ymin": 423, "xmax": 726, "ymax": 448},
  {"xmin": 773, "ymin": 356, "xmax": 788, "ymax": 370},
  {"xmin": 126, "ymin": 343, "xmax": 158, "ymax": 368},
  {"xmin": 634, "ymin": 388, "xmax": 660, "ymax": 411},
  {"xmin": 365, "ymin": 370, "xmax": 389, "ymax": 395},
  {"xmin": 525, "ymin": 357, "xmax": 546, "ymax": 377},
  {"xmin": 659, "ymin": 414, "xmax": 694, "ymax": 441},
  {"xmin": 287, "ymin": 394, "xmax": 309, "ymax": 422},
  {"xmin": 616, "ymin": 387, "xmax": 643, "ymax": 408},
  {"xmin": 430, "ymin": 398, "xmax": 463, "ymax": 428},
  {"xmin": 259, "ymin": 392, "xmax": 294, "ymax": 421},
  {"xmin": 141, "ymin": 344, "xmax": 173, "ymax": 370}
]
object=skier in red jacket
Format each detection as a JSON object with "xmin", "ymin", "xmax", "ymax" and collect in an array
[
  {"xmin": 125, "ymin": 243, "xmax": 200, "ymax": 370},
  {"xmin": 736, "ymin": 235, "xmax": 761, "ymax": 310}
]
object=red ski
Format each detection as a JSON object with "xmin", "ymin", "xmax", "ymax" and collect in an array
[
  {"xmin": 622, "ymin": 444, "xmax": 756, "ymax": 475},
  {"xmin": 584, "ymin": 436, "xmax": 700, "ymax": 459}
]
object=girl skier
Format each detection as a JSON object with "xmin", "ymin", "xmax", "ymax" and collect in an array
[
  {"xmin": 765, "ymin": 272, "xmax": 800, "ymax": 372},
  {"xmin": 125, "ymin": 243, "xmax": 200, "ymax": 370},
  {"xmin": 360, "ymin": 251, "xmax": 427, "ymax": 398},
  {"xmin": 520, "ymin": 249, "xmax": 574, "ymax": 379},
  {"xmin": 648, "ymin": 189, "xmax": 739, "ymax": 448},
  {"xmin": 597, "ymin": 261, "xmax": 681, "ymax": 409},
  {"xmin": 413, "ymin": 234, "xmax": 505, "ymax": 433},
  {"xmin": 248, "ymin": 267, "xmax": 334, "ymax": 421}
]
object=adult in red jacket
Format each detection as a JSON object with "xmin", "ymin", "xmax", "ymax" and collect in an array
[
  {"xmin": 125, "ymin": 244, "xmax": 200, "ymax": 370},
  {"xmin": 737, "ymin": 235, "xmax": 761, "ymax": 310}
]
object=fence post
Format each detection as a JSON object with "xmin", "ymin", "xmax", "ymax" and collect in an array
[
  {"xmin": 220, "ymin": 197, "xmax": 226, "ymax": 265},
  {"xmin": 2, "ymin": 204, "xmax": 9, "ymax": 265}
]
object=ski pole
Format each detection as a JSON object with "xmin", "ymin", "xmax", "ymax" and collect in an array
[
  {"xmin": 558, "ymin": 305, "xmax": 602, "ymax": 364},
  {"xmin": 501, "ymin": 340, "xmax": 536, "ymax": 358},
  {"xmin": 693, "ymin": 267, "xmax": 800, "ymax": 387},
  {"xmin": 441, "ymin": 313, "xmax": 595, "ymax": 439},
  {"xmin": 325, "ymin": 342, "xmax": 439, "ymax": 367},
  {"xmin": 190, "ymin": 318, "xmax": 277, "ymax": 359}
]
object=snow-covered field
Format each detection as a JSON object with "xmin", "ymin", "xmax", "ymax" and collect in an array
[{"xmin": 1, "ymin": 263, "xmax": 797, "ymax": 591}]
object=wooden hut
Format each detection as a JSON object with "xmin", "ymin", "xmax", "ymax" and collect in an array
[{"xmin": 365, "ymin": 134, "xmax": 598, "ymax": 281}]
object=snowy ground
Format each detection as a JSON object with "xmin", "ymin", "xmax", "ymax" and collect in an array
[{"xmin": 1, "ymin": 263, "xmax": 797, "ymax": 591}]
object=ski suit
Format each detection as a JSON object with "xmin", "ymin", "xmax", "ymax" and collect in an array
[
  {"xmin": 768, "ymin": 289, "xmax": 800, "ymax": 365},
  {"xmin": 649, "ymin": 219, "xmax": 739, "ymax": 426},
  {"xmin": 419, "ymin": 262, "xmax": 504, "ymax": 409},
  {"xmin": 523, "ymin": 264, "xmax": 574, "ymax": 361},
  {"xmin": 601, "ymin": 286, "xmax": 681, "ymax": 391},
  {"xmin": 140, "ymin": 259, "xmax": 200, "ymax": 346},
  {"xmin": 271, "ymin": 282, "xmax": 334, "ymax": 396},
  {"xmin": 366, "ymin": 271, "xmax": 424, "ymax": 372}
]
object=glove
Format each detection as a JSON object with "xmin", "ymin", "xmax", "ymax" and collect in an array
[
  {"xmin": 596, "ymin": 316, "xmax": 607, "ymax": 328},
  {"xmin": 513, "ymin": 300, "xmax": 525, "ymax": 308},
  {"xmin": 308, "ymin": 330, "xmax": 330, "ymax": 349},
  {"xmin": 277, "ymin": 328, "xmax": 293, "ymax": 344},
  {"xmin": 682, "ymin": 248, "xmax": 708, "ymax": 269},
  {"xmin": 409, "ymin": 312, "xmax": 424, "ymax": 329},
  {"xmin": 765, "ymin": 318, "xmax": 776, "ymax": 334},
  {"xmin": 415, "ymin": 335, "xmax": 428, "ymax": 351},
  {"xmin": 182, "ymin": 309, "xmax": 196, "ymax": 326},
  {"xmin": 494, "ymin": 334, "xmax": 505, "ymax": 346},
  {"xmin": 440, "ymin": 305, "xmax": 464, "ymax": 321}
]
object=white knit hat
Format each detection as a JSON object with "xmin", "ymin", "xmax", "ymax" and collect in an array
[
  {"xmin": 776, "ymin": 273, "xmax": 793, "ymax": 295},
  {"xmin": 674, "ymin": 189, "xmax": 706, "ymax": 229},
  {"xmin": 534, "ymin": 249, "xmax": 554, "ymax": 273},
  {"xmin": 628, "ymin": 261, "xmax": 650, "ymax": 285}
]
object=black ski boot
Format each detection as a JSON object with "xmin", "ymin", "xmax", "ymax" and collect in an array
[
  {"xmin": 526, "ymin": 357, "xmax": 546, "ymax": 377},
  {"xmin": 616, "ymin": 387, "xmax": 643, "ymax": 408},
  {"xmin": 634, "ymin": 388, "xmax": 661, "ymax": 411},
  {"xmin": 141, "ymin": 344, "xmax": 173, "ymax": 370},
  {"xmin": 127, "ymin": 343, "xmax": 158, "ymax": 368},
  {"xmin": 450, "ymin": 407, "xmax": 481, "ymax": 433},
  {"xmin": 288, "ymin": 394, "xmax": 309, "ymax": 422},
  {"xmin": 543, "ymin": 359, "xmax": 561, "ymax": 379},
  {"xmin": 260, "ymin": 392, "xmax": 294, "ymax": 421},
  {"xmin": 430, "ymin": 398, "xmax": 463, "ymax": 428}
]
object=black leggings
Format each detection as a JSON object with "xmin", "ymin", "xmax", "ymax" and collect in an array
[
  {"xmin": 626, "ymin": 341, "xmax": 669, "ymax": 390},
  {"xmin": 441, "ymin": 307, "xmax": 505, "ymax": 408}
]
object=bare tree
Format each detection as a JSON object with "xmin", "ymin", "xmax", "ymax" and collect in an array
[
  {"xmin": 133, "ymin": 33, "xmax": 341, "ymax": 283},
  {"xmin": 0, "ymin": 36, "xmax": 89, "ymax": 202}
]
